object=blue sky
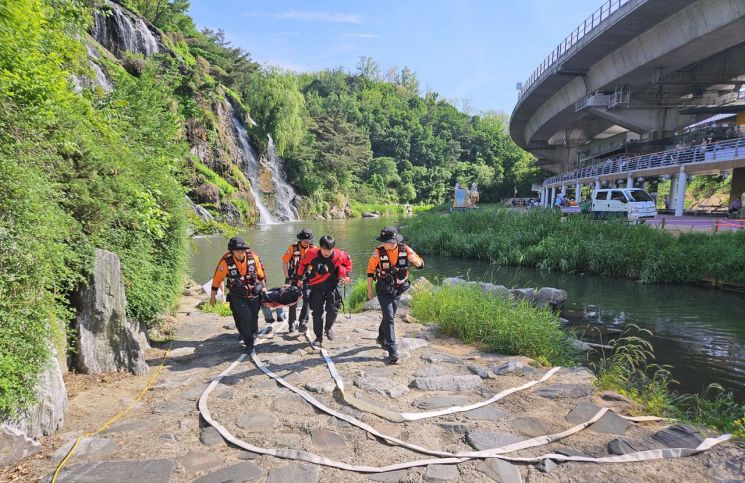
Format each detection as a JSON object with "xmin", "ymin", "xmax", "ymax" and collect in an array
[{"xmin": 188, "ymin": 0, "xmax": 602, "ymax": 114}]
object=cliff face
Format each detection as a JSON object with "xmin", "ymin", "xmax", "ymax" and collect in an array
[{"xmin": 88, "ymin": 0, "xmax": 301, "ymax": 229}]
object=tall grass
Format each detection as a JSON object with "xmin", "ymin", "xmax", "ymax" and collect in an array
[
  {"xmin": 591, "ymin": 325, "xmax": 745, "ymax": 438},
  {"xmin": 345, "ymin": 278, "xmax": 369, "ymax": 313},
  {"xmin": 411, "ymin": 284, "xmax": 577, "ymax": 366},
  {"xmin": 404, "ymin": 208, "xmax": 745, "ymax": 286}
]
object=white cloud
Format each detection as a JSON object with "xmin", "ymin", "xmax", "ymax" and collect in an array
[
  {"xmin": 246, "ymin": 10, "xmax": 362, "ymax": 23},
  {"xmin": 342, "ymin": 32, "xmax": 379, "ymax": 39}
]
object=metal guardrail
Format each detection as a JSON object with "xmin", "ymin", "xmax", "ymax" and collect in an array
[
  {"xmin": 518, "ymin": 0, "xmax": 631, "ymax": 101},
  {"xmin": 544, "ymin": 136, "xmax": 745, "ymax": 187}
]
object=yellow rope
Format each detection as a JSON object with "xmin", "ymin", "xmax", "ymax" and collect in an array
[{"xmin": 51, "ymin": 340, "xmax": 173, "ymax": 482}]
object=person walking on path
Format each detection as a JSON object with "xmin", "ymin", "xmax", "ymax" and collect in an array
[
  {"xmin": 210, "ymin": 237, "xmax": 267, "ymax": 350},
  {"xmin": 282, "ymin": 228, "xmax": 315, "ymax": 333},
  {"xmin": 367, "ymin": 226, "xmax": 424, "ymax": 364},
  {"xmin": 295, "ymin": 235, "xmax": 352, "ymax": 347}
]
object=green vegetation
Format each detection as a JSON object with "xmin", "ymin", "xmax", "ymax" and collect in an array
[
  {"xmin": 404, "ymin": 208, "xmax": 745, "ymax": 285},
  {"xmin": 345, "ymin": 278, "xmax": 369, "ymax": 313},
  {"xmin": 0, "ymin": 1, "xmax": 188, "ymax": 418},
  {"xmin": 199, "ymin": 301, "xmax": 232, "ymax": 317},
  {"xmin": 592, "ymin": 326, "xmax": 745, "ymax": 438},
  {"xmin": 411, "ymin": 284, "xmax": 577, "ymax": 366}
]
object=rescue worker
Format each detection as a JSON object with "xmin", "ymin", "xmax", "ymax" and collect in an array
[
  {"xmin": 209, "ymin": 237, "xmax": 267, "ymax": 350},
  {"xmin": 282, "ymin": 227, "xmax": 315, "ymax": 333},
  {"xmin": 295, "ymin": 235, "xmax": 352, "ymax": 347},
  {"xmin": 367, "ymin": 226, "xmax": 424, "ymax": 364}
]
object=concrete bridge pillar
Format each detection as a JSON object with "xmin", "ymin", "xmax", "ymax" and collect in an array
[
  {"xmin": 561, "ymin": 185, "xmax": 567, "ymax": 199},
  {"xmin": 594, "ymin": 179, "xmax": 600, "ymax": 191},
  {"xmin": 675, "ymin": 167, "xmax": 687, "ymax": 217},
  {"xmin": 575, "ymin": 181, "xmax": 581, "ymax": 203},
  {"xmin": 550, "ymin": 186, "xmax": 556, "ymax": 206},
  {"xmin": 626, "ymin": 175, "xmax": 634, "ymax": 189},
  {"xmin": 669, "ymin": 175, "xmax": 678, "ymax": 211}
]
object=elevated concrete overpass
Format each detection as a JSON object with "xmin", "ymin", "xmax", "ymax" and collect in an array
[{"xmin": 510, "ymin": 0, "xmax": 745, "ymax": 174}]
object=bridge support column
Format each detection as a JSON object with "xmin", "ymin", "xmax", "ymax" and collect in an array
[
  {"xmin": 561, "ymin": 185, "xmax": 567, "ymax": 202},
  {"xmin": 594, "ymin": 179, "xmax": 600, "ymax": 191},
  {"xmin": 550, "ymin": 186, "xmax": 556, "ymax": 206},
  {"xmin": 626, "ymin": 175, "xmax": 633, "ymax": 189},
  {"xmin": 575, "ymin": 181, "xmax": 581, "ymax": 203},
  {"xmin": 669, "ymin": 175, "xmax": 678, "ymax": 211},
  {"xmin": 675, "ymin": 167, "xmax": 687, "ymax": 217}
]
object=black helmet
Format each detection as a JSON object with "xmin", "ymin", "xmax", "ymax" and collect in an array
[
  {"xmin": 227, "ymin": 236, "xmax": 249, "ymax": 251},
  {"xmin": 376, "ymin": 226, "xmax": 403, "ymax": 243},
  {"xmin": 297, "ymin": 228, "xmax": 314, "ymax": 241}
]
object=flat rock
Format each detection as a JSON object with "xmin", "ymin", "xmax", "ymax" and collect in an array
[
  {"xmin": 266, "ymin": 462, "xmax": 320, "ymax": 483},
  {"xmin": 168, "ymin": 346, "xmax": 196, "ymax": 358},
  {"xmin": 466, "ymin": 431, "xmax": 522, "ymax": 451},
  {"xmin": 399, "ymin": 337, "xmax": 428, "ymax": 351},
  {"xmin": 305, "ymin": 379, "xmax": 336, "ymax": 394},
  {"xmin": 534, "ymin": 383, "xmax": 594, "ymax": 399},
  {"xmin": 199, "ymin": 426, "xmax": 225, "ymax": 447},
  {"xmin": 414, "ymin": 366, "xmax": 445, "ymax": 377},
  {"xmin": 536, "ymin": 459, "xmax": 559, "ymax": 474},
  {"xmin": 468, "ymin": 365, "xmax": 495, "ymax": 378},
  {"xmin": 608, "ymin": 438, "xmax": 637, "ymax": 455},
  {"xmin": 237, "ymin": 450, "xmax": 260, "ymax": 460},
  {"xmin": 410, "ymin": 375, "xmax": 482, "ymax": 391},
  {"xmin": 328, "ymin": 416, "xmax": 351, "ymax": 428},
  {"xmin": 356, "ymin": 377, "xmax": 410, "ymax": 398},
  {"xmin": 52, "ymin": 437, "xmax": 117, "ymax": 463},
  {"xmin": 421, "ymin": 352, "xmax": 463, "ymax": 364},
  {"xmin": 153, "ymin": 399, "xmax": 193, "ymax": 414},
  {"xmin": 464, "ymin": 406, "xmax": 507, "ymax": 422},
  {"xmin": 50, "ymin": 459, "xmax": 175, "ymax": 483},
  {"xmin": 159, "ymin": 433, "xmax": 179, "ymax": 442},
  {"xmin": 311, "ymin": 429, "xmax": 346, "ymax": 454},
  {"xmin": 193, "ymin": 462, "xmax": 263, "ymax": 482},
  {"xmin": 424, "ymin": 464, "xmax": 459, "ymax": 482},
  {"xmin": 413, "ymin": 396, "xmax": 471, "ymax": 410},
  {"xmin": 510, "ymin": 417, "xmax": 552, "ymax": 437},
  {"xmin": 268, "ymin": 354, "xmax": 299, "ymax": 365},
  {"xmin": 361, "ymin": 367, "xmax": 396, "ymax": 378},
  {"xmin": 368, "ymin": 469, "xmax": 408, "ymax": 481},
  {"xmin": 152, "ymin": 376, "xmax": 195, "ymax": 390},
  {"xmin": 354, "ymin": 328, "xmax": 379, "ymax": 339},
  {"xmin": 100, "ymin": 419, "xmax": 151, "ymax": 434},
  {"xmin": 272, "ymin": 392, "xmax": 316, "ymax": 415},
  {"xmin": 181, "ymin": 384, "xmax": 209, "ymax": 401},
  {"xmin": 275, "ymin": 432, "xmax": 303, "ymax": 447},
  {"xmin": 236, "ymin": 412, "xmax": 278, "ymax": 432},
  {"xmin": 565, "ymin": 402, "xmax": 629, "ymax": 434},
  {"xmin": 476, "ymin": 458, "xmax": 523, "ymax": 482},
  {"xmin": 555, "ymin": 446, "xmax": 590, "ymax": 457},
  {"xmin": 179, "ymin": 450, "xmax": 223, "ymax": 474},
  {"xmin": 491, "ymin": 360, "xmax": 525, "ymax": 375},
  {"xmin": 652, "ymin": 424, "xmax": 703, "ymax": 449}
]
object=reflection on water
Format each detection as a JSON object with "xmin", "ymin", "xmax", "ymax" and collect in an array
[{"xmin": 189, "ymin": 216, "xmax": 745, "ymax": 401}]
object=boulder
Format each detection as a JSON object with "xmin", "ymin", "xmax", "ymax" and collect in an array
[
  {"xmin": 4, "ymin": 347, "xmax": 67, "ymax": 440},
  {"xmin": 410, "ymin": 276, "xmax": 434, "ymax": 295},
  {"xmin": 193, "ymin": 182, "xmax": 220, "ymax": 204},
  {"xmin": 329, "ymin": 206, "xmax": 346, "ymax": 219},
  {"xmin": 533, "ymin": 287, "xmax": 567, "ymax": 311},
  {"xmin": 72, "ymin": 249, "xmax": 148, "ymax": 375},
  {"xmin": 363, "ymin": 297, "xmax": 381, "ymax": 311},
  {"xmin": 361, "ymin": 212, "xmax": 380, "ymax": 218},
  {"xmin": 0, "ymin": 424, "xmax": 41, "ymax": 466},
  {"xmin": 511, "ymin": 288, "xmax": 536, "ymax": 303}
]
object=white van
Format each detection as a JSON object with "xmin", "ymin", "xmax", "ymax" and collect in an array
[{"xmin": 591, "ymin": 188, "xmax": 657, "ymax": 222}]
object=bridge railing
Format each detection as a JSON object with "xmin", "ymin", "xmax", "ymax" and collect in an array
[
  {"xmin": 544, "ymin": 136, "xmax": 745, "ymax": 186},
  {"xmin": 518, "ymin": 0, "xmax": 632, "ymax": 101}
]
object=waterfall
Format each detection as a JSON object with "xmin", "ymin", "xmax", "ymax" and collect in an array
[
  {"xmin": 230, "ymin": 113, "xmax": 277, "ymax": 225},
  {"xmin": 266, "ymin": 136, "xmax": 299, "ymax": 221},
  {"xmin": 92, "ymin": 0, "xmax": 160, "ymax": 57}
]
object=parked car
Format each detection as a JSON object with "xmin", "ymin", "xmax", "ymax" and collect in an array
[{"xmin": 591, "ymin": 188, "xmax": 657, "ymax": 223}]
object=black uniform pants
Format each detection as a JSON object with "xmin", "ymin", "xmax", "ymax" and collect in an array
[
  {"xmin": 377, "ymin": 289, "xmax": 401, "ymax": 356},
  {"xmin": 309, "ymin": 287, "xmax": 339, "ymax": 340},
  {"xmin": 288, "ymin": 285, "xmax": 311, "ymax": 326},
  {"xmin": 229, "ymin": 295, "xmax": 260, "ymax": 347}
]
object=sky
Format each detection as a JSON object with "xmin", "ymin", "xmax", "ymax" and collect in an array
[{"xmin": 188, "ymin": 0, "xmax": 603, "ymax": 114}]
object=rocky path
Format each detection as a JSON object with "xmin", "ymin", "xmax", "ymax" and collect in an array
[{"xmin": 14, "ymin": 293, "xmax": 743, "ymax": 482}]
